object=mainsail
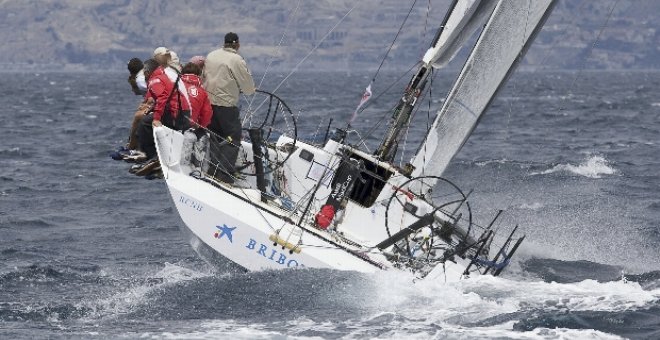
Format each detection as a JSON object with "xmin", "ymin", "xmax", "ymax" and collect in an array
[{"xmin": 410, "ymin": 0, "xmax": 556, "ymax": 179}]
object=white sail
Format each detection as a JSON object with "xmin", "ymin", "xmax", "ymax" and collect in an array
[
  {"xmin": 375, "ymin": 0, "xmax": 497, "ymax": 161},
  {"xmin": 422, "ymin": 0, "xmax": 497, "ymax": 68},
  {"xmin": 411, "ymin": 0, "xmax": 556, "ymax": 179}
]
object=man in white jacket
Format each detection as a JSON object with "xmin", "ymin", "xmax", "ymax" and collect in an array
[{"xmin": 203, "ymin": 32, "xmax": 256, "ymax": 184}]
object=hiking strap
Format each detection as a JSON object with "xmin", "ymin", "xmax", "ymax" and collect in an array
[
  {"xmin": 147, "ymin": 74, "xmax": 180, "ymax": 113},
  {"xmin": 167, "ymin": 74, "xmax": 181, "ymax": 106}
]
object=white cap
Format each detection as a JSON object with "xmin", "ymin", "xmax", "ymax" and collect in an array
[
  {"xmin": 169, "ymin": 51, "xmax": 179, "ymax": 64},
  {"xmin": 153, "ymin": 47, "xmax": 170, "ymax": 57}
]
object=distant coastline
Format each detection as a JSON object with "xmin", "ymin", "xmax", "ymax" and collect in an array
[{"xmin": 0, "ymin": 0, "xmax": 658, "ymax": 71}]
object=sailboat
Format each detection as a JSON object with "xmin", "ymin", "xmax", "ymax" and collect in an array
[{"xmin": 153, "ymin": 0, "xmax": 556, "ymax": 282}]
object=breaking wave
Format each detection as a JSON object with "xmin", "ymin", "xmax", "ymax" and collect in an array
[
  {"xmin": 518, "ymin": 202, "xmax": 544, "ymax": 211},
  {"xmin": 0, "ymin": 262, "xmax": 213, "ymax": 324},
  {"xmin": 530, "ymin": 156, "xmax": 616, "ymax": 178},
  {"xmin": 3, "ymin": 258, "xmax": 660, "ymax": 339},
  {"xmin": 129, "ymin": 268, "xmax": 660, "ymax": 339}
]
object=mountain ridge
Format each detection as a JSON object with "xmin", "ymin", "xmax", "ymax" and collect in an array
[{"xmin": 1, "ymin": 0, "xmax": 658, "ymax": 71}]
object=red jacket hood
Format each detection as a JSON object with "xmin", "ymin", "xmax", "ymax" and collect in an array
[
  {"xmin": 148, "ymin": 66, "xmax": 167, "ymax": 81},
  {"xmin": 181, "ymin": 74, "xmax": 202, "ymax": 87}
]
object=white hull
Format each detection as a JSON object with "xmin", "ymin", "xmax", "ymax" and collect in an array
[
  {"xmin": 154, "ymin": 126, "xmax": 484, "ymax": 282},
  {"xmin": 155, "ymin": 127, "xmax": 390, "ymax": 273},
  {"xmin": 165, "ymin": 171, "xmax": 386, "ymax": 273},
  {"xmin": 142, "ymin": 0, "xmax": 550, "ymax": 283}
]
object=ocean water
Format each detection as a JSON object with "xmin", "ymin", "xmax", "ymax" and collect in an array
[{"xmin": 1, "ymin": 69, "xmax": 660, "ymax": 339}]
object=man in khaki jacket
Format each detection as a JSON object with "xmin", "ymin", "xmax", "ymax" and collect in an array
[{"xmin": 203, "ymin": 32, "xmax": 256, "ymax": 184}]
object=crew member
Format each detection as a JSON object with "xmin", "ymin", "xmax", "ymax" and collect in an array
[
  {"xmin": 189, "ymin": 55, "xmax": 206, "ymax": 69},
  {"xmin": 137, "ymin": 60, "xmax": 191, "ymax": 159},
  {"xmin": 181, "ymin": 62, "xmax": 212, "ymax": 128},
  {"xmin": 127, "ymin": 58, "xmax": 145, "ymax": 95},
  {"xmin": 203, "ymin": 32, "xmax": 256, "ymax": 183}
]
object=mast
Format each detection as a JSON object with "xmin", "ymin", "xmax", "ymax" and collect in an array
[
  {"xmin": 374, "ymin": 63, "xmax": 434, "ymax": 162},
  {"xmin": 375, "ymin": 0, "xmax": 495, "ymax": 162}
]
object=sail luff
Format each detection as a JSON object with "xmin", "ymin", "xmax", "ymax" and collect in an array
[
  {"xmin": 430, "ymin": 0, "xmax": 460, "ymax": 47},
  {"xmin": 422, "ymin": 0, "xmax": 497, "ymax": 68},
  {"xmin": 410, "ymin": 0, "xmax": 556, "ymax": 181}
]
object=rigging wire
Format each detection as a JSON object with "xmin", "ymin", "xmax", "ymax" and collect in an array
[
  {"xmin": 248, "ymin": 0, "xmax": 303, "ymax": 113},
  {"xmin": 420, "ymin": 68, "xmax": 433, "ymax": 182},
  {"xmin": 371, "ymin": 0, "xmax": 418, "ymax": 84},
  {"xmin": 346, "ymin": 0, "xmax": 420, "ymax": 131},
  {"xmin": 349, "ymin": 61, "xmax": 421, "ymax": 149},
  {"xmin": 500, "ymin": 0, "xmax": 533, "ymax": 213},
  {"xmin": 242, "ymin": 1, "xmax": 362, "ymax": 125},
  {"xmin": 269, "ymin": 2, "xmax": 361, "ymax": 95},
  {"xmin": 421, "ymin": 0, "xmax": 432, "ymax": 57},
  {"xmin": 561, "ymin": 0, "xmax": 620, "ymax": 109},
  {"xmin": 537, "ymin": 1, "xmax": 590, "ymax": 69}
]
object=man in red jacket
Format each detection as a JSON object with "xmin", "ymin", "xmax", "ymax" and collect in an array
[
  {"xmin": 149, "ymin": 66, "xmax": 190, "ymax": 129},
  {"xmin": 138, "ymin": 60, "xmax": 191, "ymax": 160}
]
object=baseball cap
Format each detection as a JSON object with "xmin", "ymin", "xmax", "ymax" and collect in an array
[
  {"xmin": 224, "ymin": 32, "xmax": 239, "ymax": 44},
  {"xmin": 153, "ymin": 47, "xmax": 170, "ymax": 57}
]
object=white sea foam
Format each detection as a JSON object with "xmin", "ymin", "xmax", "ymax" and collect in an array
[
  {"xmin": 531, "ymin": 156, "xmax": 616, "ymax": 178},
  {"xmin": 519, "ymin": 202, "xmax": 544, "ymax": 210},
  {"xmin": 145, "ymin": 320, "xmax": 624, "ymax": 340},
  {"xmin": 475, "ymin": 158, "xmax": 510, "ymax": 167},
  {"xmin": 122, "ymin": 268, "xmax": 658, "ymax": 340},
  {"xmin": 432, "ymin": 323, "xmax": 624, "ymax": 340},
  {"xmin": 0, "ymin": 147, "xmax": 20, "ymax": 153},
  {"xmin": 454, "ymin": 275, "xmax": 660, "ymax": 313},
  {"xmin": 362, "ymin": 271, "xmax": 657, "ymax": 338},
  {"xmin": 84, "ymin": 262, "xmax": 213, "ymax": 319}
]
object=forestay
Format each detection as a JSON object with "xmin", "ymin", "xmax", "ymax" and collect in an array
[{"xmin": 411, "ymin": 0, "xmax": 556, "ymax": 180}]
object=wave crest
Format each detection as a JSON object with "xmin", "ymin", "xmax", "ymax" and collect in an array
[{"xmin": 531, "ymin": 156, "xmax": 616, "ymax": 178}]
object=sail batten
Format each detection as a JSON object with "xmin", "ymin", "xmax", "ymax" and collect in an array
[{"xmin": 411, "ymin": 0, "xmax": 556, "ymax": 181}]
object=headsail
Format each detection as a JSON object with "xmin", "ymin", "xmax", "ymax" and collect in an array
[
  {"xmin": 422, "ymin": 0, "xmax": 496, "ymax": 68},
  {"xmin": 410, "ymin": 0, "xmax": 556, "ymax": 179}
]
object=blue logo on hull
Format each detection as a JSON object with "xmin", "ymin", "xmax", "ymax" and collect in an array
[
  {"xmin": 214, "ymin": 224, "xmax": 236, "ymax": 243},
  {"xmin": 210, "ymin": 222, "xmax": 305, "ymax": 268}
]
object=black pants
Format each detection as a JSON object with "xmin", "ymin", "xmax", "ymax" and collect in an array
[
  {"xmin": 138, "ymin": 114, "xmax": 156, "ymax": 159},
  {"xmin": 208, "ymin": 105, "xmax": 241, "ymax": 183},
  {"xmin": 137, "ymin": 111, "xmax": 191, "ymax": 160}
]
